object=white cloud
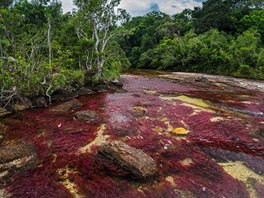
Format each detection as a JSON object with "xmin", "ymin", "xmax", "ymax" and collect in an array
[
  {"xmin": 61, "ymin": 0, "xmax": 76, "ymax": 13},
  {"xmin": 60, "ymin": 0, "xmax": 203, "ymax": 15},
  {"xmin": 120, "ymin": 0, "xmax": 202, "ymax": 16}
]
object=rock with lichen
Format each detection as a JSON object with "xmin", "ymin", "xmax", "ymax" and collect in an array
[
  {"xmin": 98, "ymin": 140, "xmax": 157, "ymax": 179},
  {"xmin": 74, "ymin": 110, "xmax": 99, "ymax": 122},
  {"xmin": 50, "ymin": 98, "xmax": 81, "ymax": 112}
]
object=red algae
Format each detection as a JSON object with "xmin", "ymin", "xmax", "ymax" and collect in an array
[{"xmin": 1, "ymin": 72, "xmax": 264, "ymax": 197}]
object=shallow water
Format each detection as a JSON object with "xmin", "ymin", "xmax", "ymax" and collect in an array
[{"xmin": 1, "ymin": 72, "xmax": 264, "ymax": 198}]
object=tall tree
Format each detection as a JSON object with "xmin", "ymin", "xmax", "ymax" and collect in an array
[{"xmin": 74, "ymin": 0, "xmax": 129, "ymax": 79}]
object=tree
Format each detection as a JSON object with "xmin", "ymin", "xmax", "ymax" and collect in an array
[{"xmin": 74, "ymin": 0, "xmax": 129, "ymax": 79}]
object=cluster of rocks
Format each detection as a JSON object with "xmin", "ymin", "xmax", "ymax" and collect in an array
[{"xmin": 0, "ymin": 77, "xmax": 124, "ymax": 118}]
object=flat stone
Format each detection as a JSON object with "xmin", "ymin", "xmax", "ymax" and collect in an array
[
  {"xmin": 98, "ymin": 141, "xmax": 157, "ymax": 178},
  {"xmin": 50, "ymin": 98, "xmax": 81, "ymax": 112},
  {"xmin": 76, "ymin": 88, "xmax": 95, "ymax": 96},
  {"xmin": 0, "ymin": 108, "xmax": 12, "ymax": 118},
  {"xmin": 0, "ymin": 142, "xmax": 37, "ymax": 182},
  {"xmin": 74, "ymin": 110, "xmax": 99, "ymax": 122},
  {"xmin": 13, "ymin": 99, "xmax": 32, "ymax": 111}
]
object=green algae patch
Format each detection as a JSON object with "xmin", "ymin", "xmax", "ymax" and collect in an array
[
  {"xmin": 159, "ymin": 94, "xmax": 215, "ymax": 113},
  {"xmin": 219, "ymin": 161, "xmax": 264, "ymax": 198},
  {"xmin": 175, "ymin": 95, "xmax": 211, "ymax": 108}
]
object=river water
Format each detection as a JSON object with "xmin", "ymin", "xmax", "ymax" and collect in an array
[{"xmin": 1, "ymin": 71, "xmax": 264, "ymax": 197}]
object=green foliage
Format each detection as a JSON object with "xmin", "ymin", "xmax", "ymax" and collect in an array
[
  {"xmin": 118, "ymin": 1, "xmax": 264, "ymax": 80},
  {"xmin": 0, "ymin": 0, "xmax": 127, "ymax": 105}
]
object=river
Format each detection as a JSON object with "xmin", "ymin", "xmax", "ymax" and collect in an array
[{"xmin": 0, "ymin": 71, "xmax": 264, "ymax": 197}]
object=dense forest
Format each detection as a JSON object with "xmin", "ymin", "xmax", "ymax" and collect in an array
[
  {"xmin": 0, "ymin": 0, "xmax": 264, "ymax": 108},
  {"xmin": 119, "ymin": 0, "xmax": 264, "ymax": 79}
]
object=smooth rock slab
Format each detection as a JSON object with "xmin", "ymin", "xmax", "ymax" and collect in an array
[
  {"xmin": 50, "ymin": 98, "xmax": 81, "ymax": 112},
  {"xmin": 74, "ymin": 110, "xmax": 99, "ymax": 122},
  {"xmin": 98, "ymin": 140, "xmax": 157, "ymax": 179},
  {"xmin": 0, "ymin": 142, "xmax": 37, "ymax": 182}
]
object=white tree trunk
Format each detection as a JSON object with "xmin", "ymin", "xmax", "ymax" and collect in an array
[{"xmin": 48, "ymin": 17, "xmax": 52, "ymax": 67}]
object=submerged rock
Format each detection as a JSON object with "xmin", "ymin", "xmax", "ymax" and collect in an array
[
  {"xmin": 0, "ymin": 142, "xmax": 37, "ymax": 182},
  {"xmin": 74, "ymin": 110, "xmax": 99, "ymax": 122},
  {"xmin": 98, "ymin": 141, "xmax": 157, "ymax": 179},
  {"xmin": 50, "ymin": 98, "xmax": 81, "ymax": 112},
  {"xmin": 0, "ymin": 108, "xmax": 12, "ymax": 118}
]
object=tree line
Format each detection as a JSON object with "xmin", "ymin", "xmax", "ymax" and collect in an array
[{"xmin": 118, "ymin": 0, "xmax": 264, "ymax": 79}]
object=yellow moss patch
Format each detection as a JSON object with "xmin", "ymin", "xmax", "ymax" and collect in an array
[
  {"xmin": 57, "ymin": 168, "xmax": 83, "ymax": 198},
  {"xmin": 78, "ymin": 124, "xmax": 109, "ymax": 154},
  {"xmin": 166, "ymin": 176, "xmax": 177, "ymax": 187},
  {"xmin": 179, "ymin": 158, "xmax": 194, "ymax": 167},
  {"xmin": 175, "ymin": 95, "xmax": 210, "ymax": 108},
  {"xmin": 159, "ymin": 95, "xmax": 214, "ymax": 113},
  {"xmin": 132, "ymin": 106, "xmax": 147, "ymax": 117},
  {"xmin": 172, "ymin": 128, "xmax": 190, "ymax": 135},
  {"xmin": 210, "ymin": 117, "xmax": 225, "ymax": 122},
  {"xmin": 219, "ymin": 161, "xmax": 264, "ymax": 198},
  {"xmin": 144, "ymin": 90, "xmax": 157, "ymax": 94}
]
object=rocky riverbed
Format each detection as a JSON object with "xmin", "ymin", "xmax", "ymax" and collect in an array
[{"xmin": 0, "ymin": 71, "xmax": 263, "ymax": 197}]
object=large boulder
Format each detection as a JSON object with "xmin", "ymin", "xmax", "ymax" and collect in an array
[
  {"xmin": 74, "ymin": 110, "xmax": 99, "ymax": 122},
  {"xmin": 98, "ymin": 141, "xmax": 157, "ymax": 179},
  {"xmin": 50, "ymin": 98, "xmax": 81, "ymax": 112},
  {"xmin": 0, "ymin": 142, "xmax": 38, "ymax": 182}
]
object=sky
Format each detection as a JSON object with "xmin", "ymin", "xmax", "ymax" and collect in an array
[{"xmin": 61, "ymin": 0, "xmax": 204, "ymax": 16}]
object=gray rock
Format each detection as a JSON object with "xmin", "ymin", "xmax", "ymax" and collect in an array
[
  {"xmin": 98, "ymin": 141, "xmax": 157, "ymax": 178},
  {"xmin": 74, "ymin": 110, "xmax": 99, "ymax": 122},
  {"xmin": 50, "ymin": 98, "xmax": 81, "ymax": 112}
]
